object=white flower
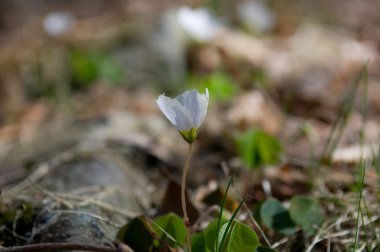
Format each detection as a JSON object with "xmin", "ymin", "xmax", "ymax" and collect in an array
[
  {"xmin": 157, "ymin": 89, "xmax": 209, "ymax": 143},
  {"xmin": 237, "ymin": 1, "xmax": 275, "ymax": 33},
  {"xmin": 43, "ymin": 12, "xmax": 73, "ymax": 36},
  {"xmin": 177, "ymin": 6, "xmax": 223, "ymax": 42}
]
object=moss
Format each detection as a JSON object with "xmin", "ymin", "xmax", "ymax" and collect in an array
[{"xmin": 0, "ymin": 202, "xmax": 37, "ymax": 246}]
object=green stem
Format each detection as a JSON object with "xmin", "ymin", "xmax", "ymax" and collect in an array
[
  {"xmin": 181, "ymin": 143, "xmax": 193, "ymax": 252},
  {"xmin": 353, "ymin": 161, "xmax": 366, "ymax": 250}
]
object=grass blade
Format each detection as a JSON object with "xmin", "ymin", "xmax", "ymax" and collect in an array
[
  {"xmin": 217, "ymin": 198, "xmax": 245, "ymax": 252},
  {"xmin": 216, "ymin": 176, "xmax": 234, "ymax": 252},
  {"xmin": 311, "ymin": 65, "xmax": 367, "ymax": 188}
]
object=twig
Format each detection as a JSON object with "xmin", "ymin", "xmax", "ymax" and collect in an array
[
  {"xmin": 19, "ymin": 179, "xmax": 138, "ymax": 218},
  {"xmin": 271, "ymin": 237, "xmax": 289, "ymax": 249},
  {"xmin": 53, "ymin": 192, "xmax": 139, "ymax": 218},
  {"xmin": 25, "ymin": 177, "xmax": 74, "ymax": 209}
]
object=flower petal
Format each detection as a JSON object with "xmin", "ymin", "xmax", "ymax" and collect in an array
[
  {"xmin": 194, "ymin": 88, "xmax": 209, "ymax": 128},
  {"xmin": 175, "ymin": 88, "xmax": 209, "ymax": 128},
  {"xmin": 176, "ymin": 89, "xmax": 200, "ymax": 126},
  {"xmin": 157, "ymin": 88, "xmax": 209, "ymax": 135},
  {"xmin": 156, "ymin": 94, "xmax": 193, "ymax": 131}
]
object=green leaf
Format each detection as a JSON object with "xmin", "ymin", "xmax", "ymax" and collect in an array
[
  {"xmin": 70, "ymin": 50, "xmax": 98, "ymax": 88},
  {"xmin": 187, "ymin": 71, "xmax": 238, "ymax": 102},
  {"xmin": 260, "ymin": 199, "xmax": 296, "ymax": 235},
  {"xmin": 218, "ymin": 199, "xmax": 245, "ymax": 252},
  {"xmin": 191, "ymin": 232, "xmax": 210, "ymax": 252},
  {"xmin": 217, "ymin": 222, "xmax": 230, "ymax": 251},
  {"xmin": 69, "ymin": 50, "xmax": 123, "ymax": 89},
  {"xmin": 203, "ymin": 72, "xmax": 237, "ymax": 101},
  {"xmin": 98, "ymin": 55, "xmax": 123, "ymax": 84},
  {"xmin": 290, "ymin": 196, "xmax": 324, "ymax": 235},
  {"xmin": 116, "ymin": 216, "xmax": 155, "ymax": 252},
  {"xmin": 205, "ymin": 220, "xmax": 225, "ymax": 251},
  {"xmin": 237, "ymin": 129, "xmax": 282, "ymax": 169},
  {"xmin": 227, "ymin": 222, "xmax": 260, "ymax": 252},
  {"xmin": 153, "ymin": 213, "xmax": 186, "ymax": 248}
]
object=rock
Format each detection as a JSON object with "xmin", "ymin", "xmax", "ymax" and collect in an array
[
  {"xmin": 1, "ymin": 111, "xmax": 159, "ymax": 245},
  {"xmin": 32, "ymin": 149, "xmax": 149, "ymax": 244}
]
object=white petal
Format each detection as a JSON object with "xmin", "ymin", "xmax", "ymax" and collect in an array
[
  {"xmin": 175, "ymin": 88, "xmax": 209, "ymax": 128},
  {"xmin": 194, "ymin": 88, "xmax": 209, "ymax": 128},
  {"xmin": 177, "ymin": 7, "xmax": 222, "ymax": 42},
  {"xmin": 157, "ymin": 96, "xmax": 177, "ymax": 125},
  {"xmin": 157, "ymin": 89, "xmax": 209, "ymax": 131},
  {"xmin": 157, "ymin": 95, "xmax": 193, "ymax": 130},
  {"xmin": 176, "ymin": 89, "xmax": 199, "ymax": 126}
]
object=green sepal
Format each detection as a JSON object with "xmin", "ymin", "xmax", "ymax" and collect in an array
[{"xmin": 179, "ymin": 128, "xmax": 198, "ymax": 143}]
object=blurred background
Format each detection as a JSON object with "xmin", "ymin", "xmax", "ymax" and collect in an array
[
  {"xmin": 0, "ymin": 0, "xmax": 379, "ymax": 132},
  {"xmin": 0, "ymin": 0, "xmax": 379, "ymax": 181}
]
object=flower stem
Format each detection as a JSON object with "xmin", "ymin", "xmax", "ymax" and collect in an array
[{"xmin": 181, "ymin": 143, "xmax": 193, "ymax": 252}]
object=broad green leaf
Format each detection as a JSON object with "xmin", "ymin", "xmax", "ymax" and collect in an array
[
  {"xmin": 260, "ymin": 199, "xmax": 296, "ymax": 235},
  {"xmin": 116, "ymin": 216, "xmax": 155, "ymax": 252},
  {"xmin": 153, "ymin": 213, "xmax": 186, "ymax": 248},
  {"xmin": 290, "ymin": 196, "xmax": 324, "ymax": 235},
  {"xmin": 192, "ymin": 232, "xmax": 207, "ymax": 252},
  {"xmin": 218, "ymin": 199, "xmax": 245, "ymax": 252},
  {"xmin": 237, "ymin": 129, "xmax": 282, "ymax": 169},
  {"xmin": 204, "ymin": 219, "xmax": 228, "ymax": 251},
  {"xmin": 227, "ymin": 222, "xmax": 259, "ymax": 252}
]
